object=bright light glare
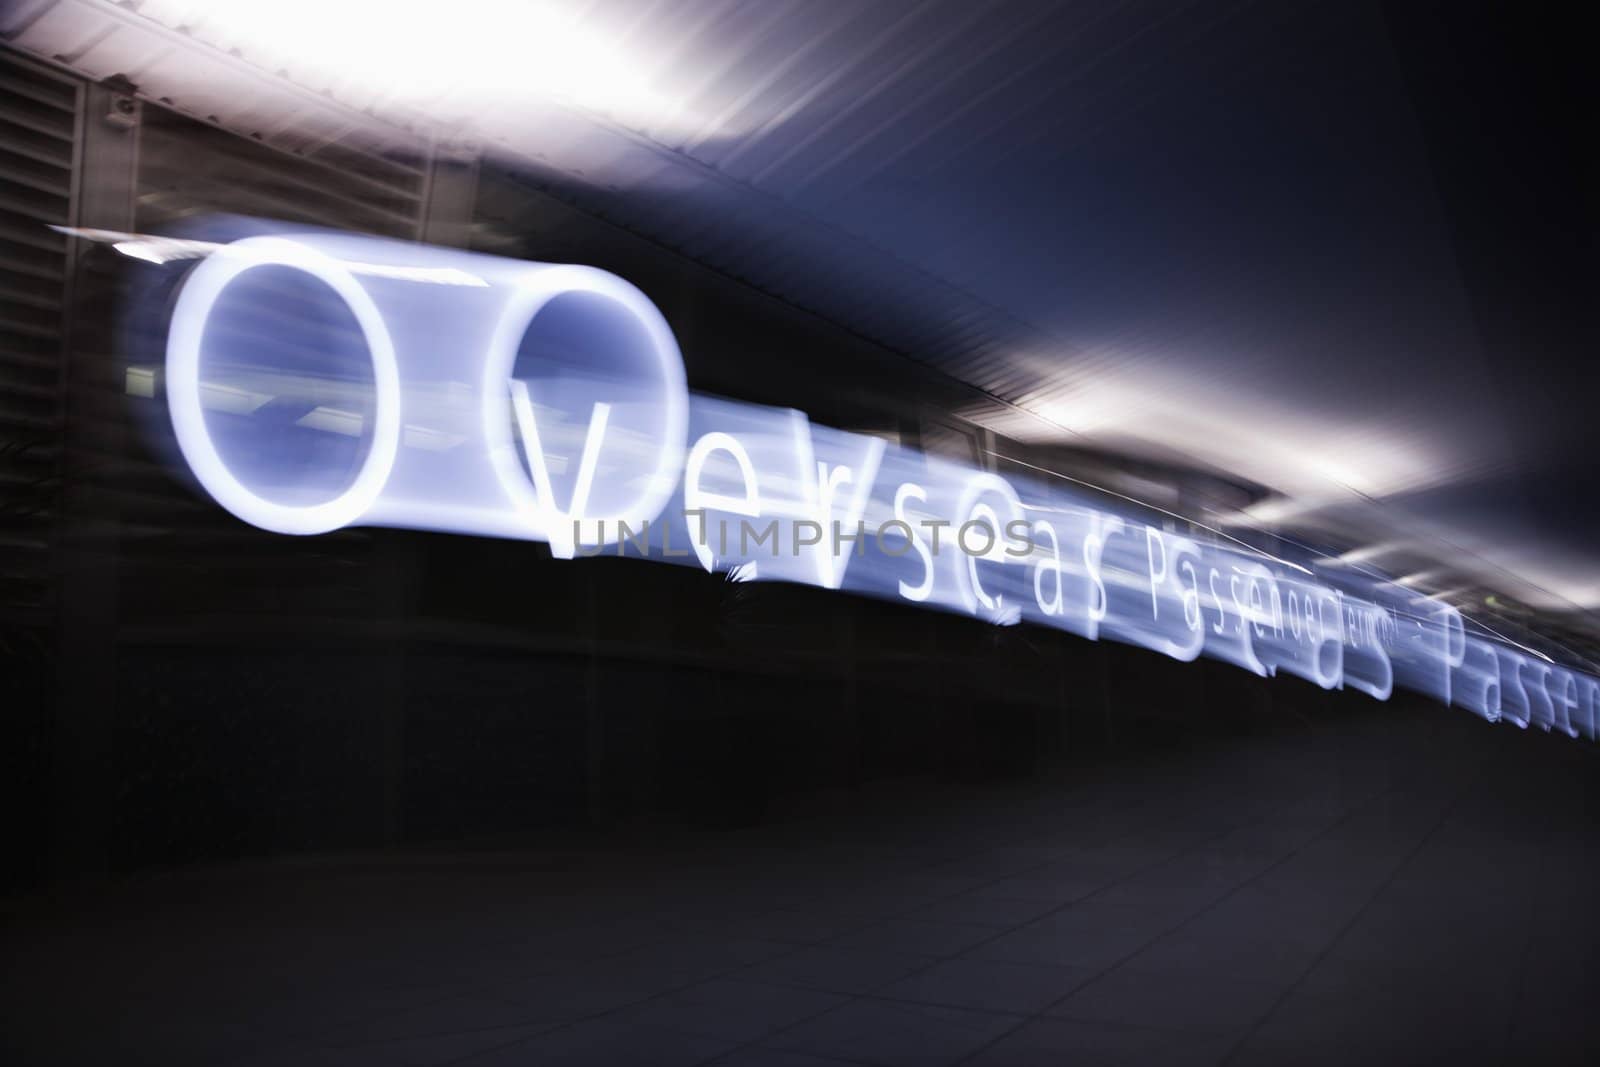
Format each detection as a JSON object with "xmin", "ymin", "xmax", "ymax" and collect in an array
[
  {"xmin": 137, "ymin": 0, "xmax": 682, "ymax": 129},
  {"xmin": 1330, "ymin": 542, "xmax": 1408, "ymax": 566},
  {"xmin": 1018, "ymin": 360, "xmax": 1444, "ymax": 505}
]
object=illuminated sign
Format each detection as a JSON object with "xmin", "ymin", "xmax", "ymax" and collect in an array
[{"xmin": 151, "ymin": 228, "xmax": 1598, "ymax": 740}]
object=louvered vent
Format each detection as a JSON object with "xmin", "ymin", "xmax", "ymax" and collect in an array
[
  {"xmin": 137, "ymin": 105, "xmax": 426, "ymax": 237},
  {"xmin": 0, "ymin": 50, "xmax": 77, "ymax": 618}
]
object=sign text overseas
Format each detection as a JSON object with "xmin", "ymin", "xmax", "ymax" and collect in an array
[{"xmin": 158, "ymin": 228, "xmax": 1598, "ymax": 739}]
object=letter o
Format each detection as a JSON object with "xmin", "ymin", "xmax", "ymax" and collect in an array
[
  {"xmin": 481, "ymin": 266, "xmax": 687, "ymax": 534},
  {"xmin": 958, "ymin": 518, "xmax": 997, "ymax": 557},
  {"xmin": 165, "ymin": 236, "xmax": 401, "ymax": 535},
  {"xmin": 876, "ymin": 519, "xmax": 915, "ymax": 557}
]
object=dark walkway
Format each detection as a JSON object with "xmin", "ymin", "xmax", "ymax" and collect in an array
[{"xmin": 4, "ymin": 704, "xmax": 1597, "ymax": 1066}]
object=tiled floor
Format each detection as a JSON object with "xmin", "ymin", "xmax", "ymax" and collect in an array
[{"xmin": 4, "ymin": 705, "xmax": 1597, "ymax": 1065}]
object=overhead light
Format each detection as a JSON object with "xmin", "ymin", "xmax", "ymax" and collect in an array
[
  {"xmin": 134, "ymin": 0, "xmax": 688, "ymax": 132},
  {"xmin": 1328, "ymin": 542, "xmax": 1407, "ymax": 566}
]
